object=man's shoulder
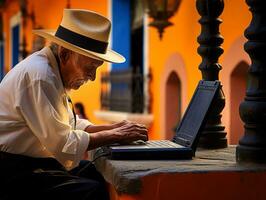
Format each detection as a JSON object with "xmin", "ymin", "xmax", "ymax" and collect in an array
[
  {"xmin": 1, "ymin": 48, "xmax": 61, "ymax": 92},
  {"xmin": 18, "ymin": 50, "xmax": 57, "ymax": 83}
]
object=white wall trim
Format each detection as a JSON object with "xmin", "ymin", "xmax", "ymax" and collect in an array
[
  {"xmin": 10, "ymin": 12, "xmax": 21, "ymax": 27},
  {"xmin": 143, "ymin": 13, "xmax": 150, "ymax": 114},
  {"xmin": 108, "ymin": 0, "xmax": 112, "ymax": 72}
]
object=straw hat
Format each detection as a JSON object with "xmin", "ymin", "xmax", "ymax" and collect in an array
[{"xmin": 33, "ymin": 9, "xmax": 125, "ymax": 63}]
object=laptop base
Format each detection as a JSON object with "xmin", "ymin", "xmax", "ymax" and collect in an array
[{"xmin": 103, "ymin": 146, "xmax": 193, "ymax": 160}]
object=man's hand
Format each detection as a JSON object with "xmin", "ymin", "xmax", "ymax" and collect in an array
[
  {"xmin": 113, "ymin": 121, "xmax": 148, "ymax": 144},
  {"xmin": 87, "ymin": 121, "xmax": 148, "ymax": 150}
]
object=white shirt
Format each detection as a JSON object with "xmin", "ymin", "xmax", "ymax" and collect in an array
[{"xmin": 0, "ymin": 47, "xmax": 91, "ymax": 169}]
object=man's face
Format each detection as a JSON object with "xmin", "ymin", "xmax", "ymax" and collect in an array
[{"xmin": 60, "ymin": 50, "xmax": 104, "ymax": 90}]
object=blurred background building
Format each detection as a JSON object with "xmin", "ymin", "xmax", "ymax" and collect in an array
[{"xmin": 0, "ymin": 0, "xmax": 251, "ymax": 145}]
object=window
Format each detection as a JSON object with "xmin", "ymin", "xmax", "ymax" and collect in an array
[
  {"xmin": 100, "ymin": 0, "xmax": 145, "ymax": 113},
  {"xmin": 10, "ymin": 12, "xmax": 21, "ymax": 68}
]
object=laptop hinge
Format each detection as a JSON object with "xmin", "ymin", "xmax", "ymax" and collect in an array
[{"xmin": 174, "ymin": 137, "xmax": 191, "ymax": 146}]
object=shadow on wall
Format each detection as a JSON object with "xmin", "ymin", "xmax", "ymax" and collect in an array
[
  {"xmin": 230, "ymin": 61, "xmax": 249, "ymax": 144},
  {"xmin": 165, "ymin": 71, "xmax": 181, "ymax": 140}
]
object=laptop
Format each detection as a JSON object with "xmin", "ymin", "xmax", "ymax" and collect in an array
[{"xmin": 101, "ymin": 80, "xmax": 220, "ymax": 160}]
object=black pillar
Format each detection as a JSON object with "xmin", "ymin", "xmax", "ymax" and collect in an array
[
  {"xmin": 196, "ymin": 0, "xmax": 227, "ymax": 149},
  {"xmin": 236, "ymin": 0, "xmax": 266, "ymax": 163}
]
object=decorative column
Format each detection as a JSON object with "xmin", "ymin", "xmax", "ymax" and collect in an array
[
  {"xmin": 196, "ymin": 0, "xmax": 227, "ymax": 148},
  {"xmin": 236, "ymin": 0, "xmax": 266, "ymax": 163}
]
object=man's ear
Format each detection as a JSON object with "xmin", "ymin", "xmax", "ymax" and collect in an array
[{"xmin": 58, "ymin": 46, "xmax": 71, "ymax": 64}]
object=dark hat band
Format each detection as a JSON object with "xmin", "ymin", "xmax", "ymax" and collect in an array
[{"xmin": 55, "ymin": 25, "xmax": 108, "ymax": 54}]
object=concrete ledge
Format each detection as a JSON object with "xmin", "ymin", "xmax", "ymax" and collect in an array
[
  {"xmin": 94, "ymin": 146, "xmax": 266, "ymax": 198},
  {"xmin": 94, "ymin": 110, "xmax": 154, "ymax": 127}
]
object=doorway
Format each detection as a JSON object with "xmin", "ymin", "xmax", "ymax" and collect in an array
[{"xmin": 165, "ymin": 71, "xmax": 181, "ymax": 139}]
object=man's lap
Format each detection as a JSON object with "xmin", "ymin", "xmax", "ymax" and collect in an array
[{"xmin": 0, "ymin": 151, "xmax": 109, "ymax": 200}]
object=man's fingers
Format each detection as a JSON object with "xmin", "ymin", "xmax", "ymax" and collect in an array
[
  {"xmin": 116, "ymin": 122, "xmax": 148, "ymax": 143},
  {"xmin": 121, "ymin": 132, "xmax": 148, "ymax": 143},
  {"xmin": 122, "ymin": 123, "xmax": 148, "ymax": 132}
]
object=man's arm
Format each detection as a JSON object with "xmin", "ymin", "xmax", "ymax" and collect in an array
[
  {"xmin": 84, "ymin": 120, "xmax": 127, "ymax": 133},
  {"xmin": 86, "ymin": 121, "xmax": 148, "ymax": 150}
]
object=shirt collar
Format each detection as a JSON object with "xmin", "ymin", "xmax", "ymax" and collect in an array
[
  {"xmin": 44, "ymin": 47, "xmax": 58, "ymax": 69},
  {"xmin": 41, "ymin": 46, "xmax": 67, "ymax": 94}
]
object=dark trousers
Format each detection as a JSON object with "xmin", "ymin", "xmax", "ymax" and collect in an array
[{"xmin": 0, "ymin": 151, "xmax": 109, "ymax": 200}]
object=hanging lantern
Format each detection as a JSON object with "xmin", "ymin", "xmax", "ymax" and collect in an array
[{"xmin": 145, "ymin": 0, "xmax": 182, "ymax": 39}]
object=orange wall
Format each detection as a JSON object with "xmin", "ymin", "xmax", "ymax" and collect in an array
[{"xmin": 148, "ymin": 0, "xmax": 251, "ymax": 140}]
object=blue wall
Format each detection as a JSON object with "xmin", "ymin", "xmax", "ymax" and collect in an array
[
  {"xmin": 12, "ymin": 24, "xmax": 20, "ymax": 67},
  {"xmin": 111, "ymin": 0, "xmax": 130, "ymax": 71}
]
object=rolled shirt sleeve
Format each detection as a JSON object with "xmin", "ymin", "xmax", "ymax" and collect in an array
[
  {"xmin": 75, "ymin": 115, "xmax": 92, "ymax": 130},
  {"xmin": 67, "ymin": 101, "xmax": 92, "ymax": 131},
  {"xmin": 16, "ymin": 78, "xmax": 90, "ymax": 169}
]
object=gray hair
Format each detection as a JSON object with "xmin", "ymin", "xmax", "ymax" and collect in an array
[
  {"xmin": 49, "ymin": 42, "xmax": 79, "ymax": 65},
  {"xmin": 49, "ymin": 42, "xmax": 59, "ymax": 57}
]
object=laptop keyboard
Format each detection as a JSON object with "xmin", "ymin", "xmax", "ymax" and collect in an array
[
  {"xmin": 132, "ymin": 140, "xmax": 183, "ymax": 148},
  {"xmin": 109, "ymin": 140, "xmax": 184, "ymax": 150}
]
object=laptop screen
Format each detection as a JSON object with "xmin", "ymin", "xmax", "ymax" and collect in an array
[{"xmin": 173, "ymin": 80, "xmax": 220, "ymax": 150}]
